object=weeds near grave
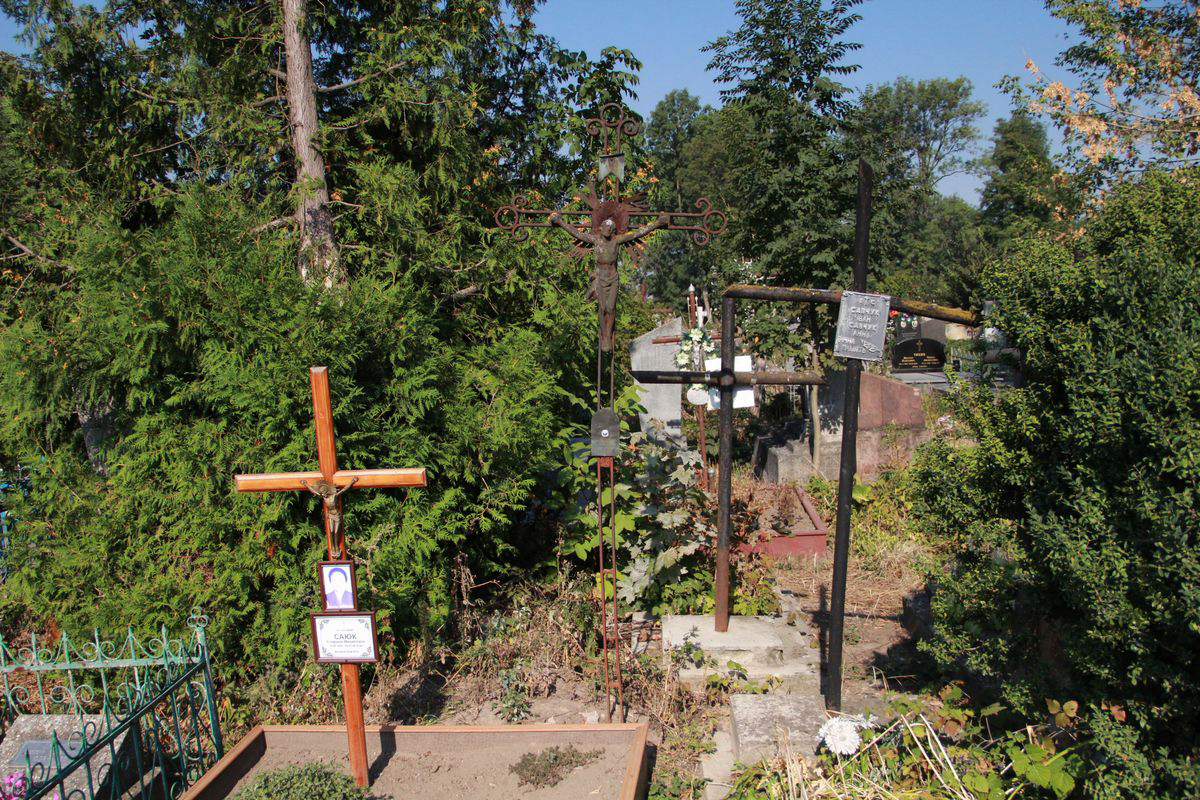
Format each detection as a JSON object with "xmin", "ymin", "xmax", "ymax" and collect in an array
[
  {"xmin": 669, "ymin": 633, "xmax": 780, "ymax": 700},
  {"xmin": 231, "ymin": 763, "xmax": 368, "ymax": 800},
  {"xmin": 448, "ymin": 575, "xmax": 599, "ymax": 717},
  {"xmin": 555, "ymin": 393, "xmax": 779, "ymax": 617},
  {"xmin": 806, "ymin": 469, "xmax": 932, "ymax": 576},
  {"xmin": 703, "ymin": 660, "xmax": 781, "ymax": 701},
  {"xmin": 510, "ymin": 744, "xmax": 601, "ymax": 788},
  {"xmin": 727, "ymin": 685, "xmax": 1088, "ymax": 799},
  {"xmin": 492, "ymin": 663, "xmax": 532, "ymax": 722}
]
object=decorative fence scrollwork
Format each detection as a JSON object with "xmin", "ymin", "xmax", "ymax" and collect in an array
[{"xmin": 0, "ymin": 609, "xmax": 223, "ymax": 799}]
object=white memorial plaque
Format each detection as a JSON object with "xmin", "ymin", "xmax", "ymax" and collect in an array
[
  {"xmin": 310, "ymin": 612, "xmax": 378, "ymax": 664},
  {"xmin": 834, "ymin": 291, "xmax": 889, "ymax": 361},
  {"xmin": 706, "ymin": 356, "xmax": 755, "ymax": 410}
]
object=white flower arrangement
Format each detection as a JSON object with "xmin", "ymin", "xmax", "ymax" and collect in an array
[
  {"xmin": 675, "ymin": 324, "xmax": 716, "ymax": 395},
  {"xmin": 817, "ymin": 714, "xmax": 876, "ymax": 757}
]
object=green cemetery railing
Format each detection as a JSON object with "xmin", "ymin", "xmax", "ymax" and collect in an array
[{"xmin": 0, "ymin": 608, "xmax": 224, "ymax": 799}]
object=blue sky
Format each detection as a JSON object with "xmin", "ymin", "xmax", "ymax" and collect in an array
[
  {"xmin": 0, "ymin": 1, "xmax": 1076, "ymax": 203},
  {"xmin": 535, "ymin": 0, "xmax": 1076, "ymax": 203}
]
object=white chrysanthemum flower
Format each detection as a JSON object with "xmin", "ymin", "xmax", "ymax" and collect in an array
[{"xmin": 817, "ymin": 714, "xmax": 875, "ymax": 756}]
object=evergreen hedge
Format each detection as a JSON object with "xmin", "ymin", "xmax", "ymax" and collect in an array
[{"xmin": 913, "ymin": 170, "xmax": 1200, "ymax": 798}]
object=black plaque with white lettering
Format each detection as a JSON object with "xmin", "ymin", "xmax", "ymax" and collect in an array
[{"xmin": 892, "ymin": 338, "xmax": 946, "ymax": 372}]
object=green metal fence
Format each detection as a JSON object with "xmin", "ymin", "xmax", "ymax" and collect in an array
[{"xmin": 0, "ymin": 609, "xmax": 223, "ymax": 799}]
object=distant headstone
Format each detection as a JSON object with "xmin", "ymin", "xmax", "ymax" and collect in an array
[
  {"xmin": 833, "ymin": 291, "xmax": 889, "ymax": 361},
  {"xmin": 0, "ymin": 714, "xmax": 139, "ymax": 797},
  {"xmin": 892, "ymin": 338, "xmax": 946, "ymax": 371},
  {"xmin": 630, "ymin": 318, "xmax": 684, "ymax": 446}
]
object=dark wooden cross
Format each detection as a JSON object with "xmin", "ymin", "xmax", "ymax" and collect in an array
[{"xmin": 234, "ymin": 366, "xmax": 427, "ymax": 788}]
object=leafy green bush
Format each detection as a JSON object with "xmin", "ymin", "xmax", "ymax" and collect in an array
[
  {"xmin": 232, "ymin": 763, "xmax": 365, "ymax": 800},
  {"xmin": 912, "ymin": 170, "xmax": 1200, "ymax": 798},
  {"xmin": 0, "ymin": 181, "xmax": 595, "ymax": 681},
  {"xmin": 553, "ymin": 386, "xmax": 777, "ymax": 616}
]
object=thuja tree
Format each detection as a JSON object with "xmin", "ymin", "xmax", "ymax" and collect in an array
[
  {"xmin": 0, "ymin": 0, "xmax": 639, "ymax": 684},
  {"xmin": 913, "ymin": 170, "xmax": 1200, "ymax": 798}
]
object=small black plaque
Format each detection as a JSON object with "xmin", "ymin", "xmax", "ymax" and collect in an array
[
  {"xmin": 892, "ymin": 338, "xmax": 946, "ymax": 372},
  {"xmin": 590, "ymin": 409, "xmax": 620, "ymax": 458},
  {"xmin": 10, "ymin": 738, "xmax": 83, "ymax": 769}
]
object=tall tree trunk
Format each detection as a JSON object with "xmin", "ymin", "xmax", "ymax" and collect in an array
[{"xmin": 282, "ymin": 0, "xmax": 342, "ymax": 287}]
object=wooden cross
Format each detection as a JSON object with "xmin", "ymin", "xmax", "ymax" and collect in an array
[{"xmin": 234, "ymin": 366, "xmax": 427, "ymax": 788}]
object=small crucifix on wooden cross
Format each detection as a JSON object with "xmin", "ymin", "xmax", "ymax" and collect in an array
[{"xmin": 234, "ymin": 366, "xmax": 427, "ymax": 788}]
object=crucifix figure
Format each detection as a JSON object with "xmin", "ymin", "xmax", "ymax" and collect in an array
[
  {"xmin": 495, "ymin": 103, "xmax": 728, "ymax": 386},
  {"xmin": 493, "ymin": 103, "xmax": 728, "ymax": 723},
  {"xmin": 234, "ymin": 366, "xmax": 427, "ymax": 788},
  {"xmin": 549, "ymin": 211, "xmax": 669, "ymax": 351}
]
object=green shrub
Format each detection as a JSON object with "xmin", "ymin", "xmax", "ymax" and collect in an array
[
  {"xmin": 0, "ymin": 183, "xmax": 594, "ymax": 682},
  {"xmin": 553, "ymin": 385, "xmax": 777, "ymax": 616},
  {"xmin": 232, "ymin": 763, "xmax": 366, "ymax": 800},
  {"xmin": 912, "ymin": 170, "xmax": 1200, "ymax": 798}
]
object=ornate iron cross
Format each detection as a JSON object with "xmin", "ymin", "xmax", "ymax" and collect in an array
[
  {"xmin": 494, "ymin": 103, "xmax": 728, "ymax": 374},
  {"xmin": 492, "ymin": 103, "xmax": 728, "ymax": 725}
]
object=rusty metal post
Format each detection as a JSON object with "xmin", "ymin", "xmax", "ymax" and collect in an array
[
  {"xmin": 827, "ymin": 159, "xmax": 873, "ymax": 711},
  {"xmin": 714, "ymin": 294, "xmax": 736, "ymax": 632}
]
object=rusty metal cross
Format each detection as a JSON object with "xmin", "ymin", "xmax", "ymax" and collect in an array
[
  {"xmin": 492, "ymin": 103, "xmax": 730, "ymax": 724},
  {"xmin": 494, "ymin": 103, "xmax": 728, "ymax": 394}
]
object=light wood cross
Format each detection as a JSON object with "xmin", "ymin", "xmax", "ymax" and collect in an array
[{"xmin": 234, "ymin": 366, "xmax": 427, "ymax": 788}]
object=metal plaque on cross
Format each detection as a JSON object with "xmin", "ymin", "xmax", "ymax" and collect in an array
[{"xmin": 833, "ymin": 291, "xmax": 889, "ymax": 361}]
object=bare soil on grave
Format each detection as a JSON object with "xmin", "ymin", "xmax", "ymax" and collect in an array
[
  {"xmin": 227, "ymin": 735, "xmax": 633, "ymax": 800},
  {"xmin": 773, "ymin": 554, "xmax": 926, "ymax": 715}
]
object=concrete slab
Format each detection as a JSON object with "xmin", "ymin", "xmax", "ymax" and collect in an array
[
  {"xmin": 677, "ymin": 658, "xmax": 819, "ymax": 694},
  {"xmin": 700, "ymin": 721, "xmax": 737, "ymax": 800},
  {"xmin": 730, "ymin": 694, "xmax": 827, "ymax": 763},
  {"xmin": 661, "ymin": 616, "xmax": 791, "ymax": 666},
  {"xmin": 630, "ymin": 318, "xmax": 684, "ymax": 446},
  {"xmin": 0, "ymin": 714, "xmax": 139, "ymax": 798}
]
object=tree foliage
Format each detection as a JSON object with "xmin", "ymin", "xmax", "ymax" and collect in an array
[
  {"xmin": 0, "ymin": 0, "xmax": 639, "ymax": 687},
  {"xmin": 853, "ymin": 76, "xmax": 985, "ymax": 193},
  {"xmin": 979, "ymin": 112, "xmax": 1064, "ymax": 248},
  {"xmin": 1018, "ymin": 0, "xmax": 1200, "ymax": 175},
  {"xmin": 913, "ymin": 170, "xmax": 1200, "ymax": 798}
]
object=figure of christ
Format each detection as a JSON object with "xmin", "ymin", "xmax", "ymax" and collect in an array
[{"xmin": 549, "ymin": 212, "xmax": 670, "ymax": 352}]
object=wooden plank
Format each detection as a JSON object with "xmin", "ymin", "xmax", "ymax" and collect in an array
[
  {"xmin": 234, "ymin": 469, "xmax": 426, "ymax": 493},
  {"xmin": 310, "ymin": 367, "xmax": 338, "ymax": 479},
  {"xmin": 183, "ymin": 723, "xmax": 649, "ymax": 799},
  {"xmin": 621, "ymin": 722, "xmax": 651, "ymax": 800},
  {"xmin": 338, "ymin": 468, "xmax": 427, "ymax": 488},
  {"xmin": 178, "ymin": 725, "xmax": 265, "ymax": 800},
  {"xmin": 234, "ymin": 471, "xmax": 324, "ymax": 492}
]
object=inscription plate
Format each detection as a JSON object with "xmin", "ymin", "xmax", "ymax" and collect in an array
[
  {"xmin": 834, "ymin": 291, "xmax": 889, "ymax": 361},
  {"xmin": 311, "ymin": 612, "xmax": 379, "ymax": 664},
  {"xmin": 892, "ymin": 338, "xmax": 946, "ymax": 372},
  {"xmin": 10, "ymin": 738, "xmax": 84, "ymax": 769}
]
